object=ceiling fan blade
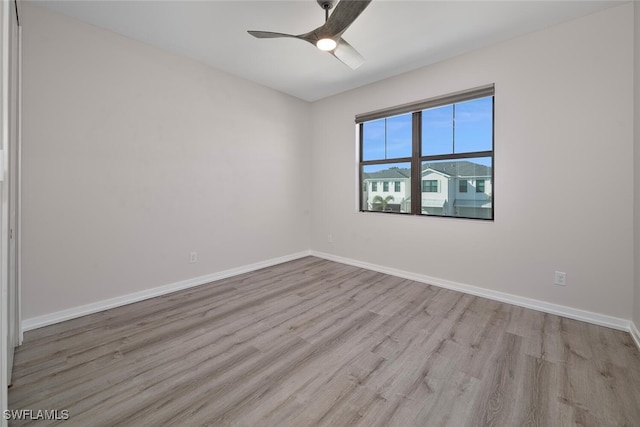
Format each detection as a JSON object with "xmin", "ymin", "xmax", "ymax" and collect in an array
[
  {"xmin": 331, "ymin": 38, "xmax": 365, "ymax": 69},
  {"xmin": 323, "ymin": 0, "xmax": 371, "ymax": 37},
  {"xmin": 248, "ymin": 1, "xmax": 371, "ymax": 69},
  {"xmin": 247, "ymin": 30, "xmax": 299, "ymax": 39}
]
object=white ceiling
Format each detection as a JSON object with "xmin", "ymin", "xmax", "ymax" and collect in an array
[{"xmin": 31, "ymin": 0, "xmax": 624, "ymax": 101}]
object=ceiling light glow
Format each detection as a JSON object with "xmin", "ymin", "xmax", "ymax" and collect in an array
[{"xmin": 316, "ymin": 38, "xmax": 337, "ymax": 51}]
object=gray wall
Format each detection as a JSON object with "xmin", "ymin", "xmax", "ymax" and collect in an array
[
  {"xmin": 21, "ymin": 4, "xmax": 311, "ymax": 319},
  {"xmin": 310, "ymin": 4, "xmax": 634, "ymax": 320},
  {"xmin": 20, "ymin": 3, "xmax": 639, "ymax": 328}
]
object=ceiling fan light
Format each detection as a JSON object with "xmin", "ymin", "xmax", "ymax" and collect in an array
[{"xmin": 316, "ymin": 38, "xmax": 337, "ymax": 51}]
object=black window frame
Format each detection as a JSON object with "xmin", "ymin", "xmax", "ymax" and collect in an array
[
  {"xmin": 357, "ymin": 84, "xmax": 494, "ymax": 220},
  {"xmin": 459, "ymin": 179, "xmax": 468, "ymax": 193},
  {"xmin": 476, "ymin": 179, "xmax": 485, "ymax": 193},
  {"xmin": 394, "ymin": 181, "xmax": 401, "ymax": 192}
]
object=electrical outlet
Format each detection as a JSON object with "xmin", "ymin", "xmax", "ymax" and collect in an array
[
  {"xmin": 554, "ymin": 271, "xmax": 566, "ymax": 286},
  {"xmin": 190, "ymin": 252, "xmax": 197, "ymax": 263}
]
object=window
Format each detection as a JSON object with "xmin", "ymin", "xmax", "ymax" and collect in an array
[
  {"xmin": 422, "ymin": 180, "xmax": 438, "ymax": 192},
  {"xmin": 371, "ymin": 182, "xmax": 377, "ymax": 191},
  {"xmin": 358, "ymin": 85, "xmax": 494, "ymax": 220}
]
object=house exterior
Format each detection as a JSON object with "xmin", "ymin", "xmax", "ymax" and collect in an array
[
  {"xmin": 362, "ymin": 161, "xmax": 492, "ymax": 219},
  {"xmin": 361, "ymin": 167, "xmax": 411, "ymax": 212}
]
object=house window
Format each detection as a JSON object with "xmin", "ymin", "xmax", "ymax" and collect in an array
[
  {"xmin": 358, "ymin": 85, "xmax": 494, "ymax": 220},
  {"xmin": 422, "ymin": 180, "xmax": 438, "ymax": 192},
  {"xmin": 371, "ymin": 182, "xmax": 377, "ymax": 191}
]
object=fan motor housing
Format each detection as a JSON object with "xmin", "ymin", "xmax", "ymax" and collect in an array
[{"xmin": 317, "ymin": 0, "xmax": 335, "ymax": 10}]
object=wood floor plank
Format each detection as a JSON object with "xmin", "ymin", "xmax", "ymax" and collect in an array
[
  {"xmin": 8, "ymin": 257, "xmax": 640, "ymax": 426},
  {"xmin": 472, "ymin": 332, "xmax": 523, "ymax": 426}
]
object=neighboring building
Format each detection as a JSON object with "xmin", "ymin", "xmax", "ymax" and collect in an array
[
  {"xmin": 363, "ymin": 161, "xmax": 492, "ymax": 218},
  {"xmin": 361, "ymin": 167, "xmax": 411, "ymax": 212}
]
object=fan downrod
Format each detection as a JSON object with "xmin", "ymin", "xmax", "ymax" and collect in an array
[{"xmin": 317, "ymin": 0, "xmax": 334, "ymax": 22}]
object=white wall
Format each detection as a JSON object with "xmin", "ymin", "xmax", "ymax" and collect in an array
[
  {"xmin": 634, "ymin": 1, "xmax": 640, "ymax": 329},
  {"xmin": 21, "ymin": 4, "xmax": 310, "ymax": 319},
  {"xmin": 310, "ymin": 4, "xmax": 634, "ymax": 320}
]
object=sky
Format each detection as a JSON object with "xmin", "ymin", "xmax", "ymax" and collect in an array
[{"xmin": 362, "ymin": 96, "xmax": 493, "ymax": 171}]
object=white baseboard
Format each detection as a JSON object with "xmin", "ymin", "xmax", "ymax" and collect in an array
[
  {"xmin": 310, "ymin": 250, "xmax": 635, "ymax": 336},
  {"xmin": 22, "ymin": 249, "xmax": 640, "ymax": 354},
  {"xmin": 22, "ymin": 250, "xmax": 312, "ymax": 332},
  {"xmin": 631, "ymin": 322, "xmax": 640, "ymax": 350}
]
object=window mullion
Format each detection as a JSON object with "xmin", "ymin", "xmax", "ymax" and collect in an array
[
  {"xmin": 358, "ymin": 123, "xmax": 364, "ymax": 211},
  {"xmin": 411, "ymin": 112, "xmax": 421, "ymax": 215}
]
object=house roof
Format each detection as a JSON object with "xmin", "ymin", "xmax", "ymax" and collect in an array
[
  {"xmin": 363, "ymin": 168, "xmax": 411, "ymax": 180},
  {"xmin": 363, "ymin": 161, "xmax": 491, "ymax": 181},
  {"xmin": 423, "ymin": 199, "xmax": 446, "ymax": 208},
  {"xmin": 422, "ymin": 161, "xmax": 492, "ymax": 178},
  {"xmin": 455, "ymin": 199, "xmax": 492, "ymax": 208}
]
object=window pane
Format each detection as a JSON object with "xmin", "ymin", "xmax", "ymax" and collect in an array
[
  {"xmin": 421, "ymin": 157, "xmax": 492, "ymax": 219},
  {"xmin": 422, "ymin": 104, "xmax": 453, "ymax": 156},
  {"xmin": 362, "ymin": 119, "xmax": 385, "ymax": 161},
  {"xmin": 362, "ymin": 163, "xmax": 411, "ymax": 213},
  {"xmin": 385, "ymin": 114, "xmax": 412, "ymax": 158},
  {"xmin": 454, "ymin": 96, "xmax": 493, "ymax": 153},
  {"xmin": 362, "ymin": 114, "xmax": 412, "ymax": 161}
]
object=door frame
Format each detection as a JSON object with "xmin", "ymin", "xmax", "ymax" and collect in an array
[{"xmin": 1, "ymin": 0, "xmax": 21, "ymax": 423}]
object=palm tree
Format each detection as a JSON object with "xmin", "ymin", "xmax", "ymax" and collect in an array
[{"xmin": 372, "ymin": 195, "xmax": 394, "ymax": 212}]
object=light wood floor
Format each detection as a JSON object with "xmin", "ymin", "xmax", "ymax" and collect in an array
[{"xmin": 9, "ymin": 257, "xmax": 640, "ymax": 426}]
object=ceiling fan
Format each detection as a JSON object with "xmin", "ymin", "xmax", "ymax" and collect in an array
[{"xmin": 248, "ymin": 0, "xmax": 372, "ymax": 70}]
